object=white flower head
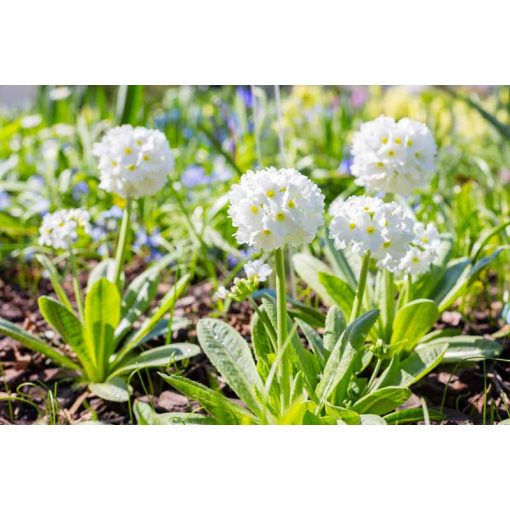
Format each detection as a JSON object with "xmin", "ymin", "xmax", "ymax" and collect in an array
[
  {"xmin": 228, "ymin": 167, "xmax": 325, "ymax": 252},
  {"xmin": 244, "ymin": 259, "xmax": 272, "ymax": 282},
  {"xmin": 21, "ymin": 114, "xmax": 42, "ymax": 129},
  {"xmin": 399, "ymin": 222, "xmax": 441, "ymax": 277},
  {"xmin": 351, "ymin": 115, "xmax": 436, "ymax": 194},
  {"xmin": 93, "ymin": 125, "xmax": 174, "ymax": 198},
  {"xmin": 213, "ymin": 286, "xmax": 230, "ymax": 300},
  {"xmin": 328, "ymin": 195, "xmax": 415, "ymax": 272},
  {"xmin": 39, "ymin": 208, "xmax": 91, "ymax": 250}
]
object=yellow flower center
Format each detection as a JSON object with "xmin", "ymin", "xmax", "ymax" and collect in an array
[
  {"xmin": 263, "ymin": 229, "xmax": 272, "ymax": 236},
  {"xmin": 143, "ymin": 155, "xmax": 150, "ymax": 161},
  {"xmin": 128, "ymin": 164, "xmax": 136, "ymax": 171},
  {"xmin": 266, "ymin": 190, "xmax": 275, "ymax": 198},
  {"xmin": 250, "ymin": 205, "xmax": 259, "ymax": 214},
  {"xmin": 377, "ymin": 162, "xmax": 385, "ymax": 168},
  {"xmin": 288, "ymin": 199, "xmax": 296, "ymax": 209},
  {"xmin": 366, "ymin": 226, "xmax": 375, "ymax": 234},
  {"xmin": 388, "ymin": 150, "xmax": 395, "ymax": 157},
  {"xmin": 407, "ymin": 139, "xmax": 414, "ymax": 147},
  {"xmin": 349, "ymin": 223, "xmax": 356, "ymax": 230},
  {"xmin": 394, "ymin": 137, "xmax": 402, "ymax": 145},
  {"xmin": 124, "ymin": 147, "xmax": 132, "ymax": 155},
  {"xmin": 381, "ymin": 137, "xmax": 388, "ymax": 144},
  {"xmin": 276, "ymin": 212, "xmax": 286, "ymax": 221}
]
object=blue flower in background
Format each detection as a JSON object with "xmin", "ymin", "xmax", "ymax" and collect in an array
[
  {"xmin": 227, "ymin": 247, "xmax": 256, "ymax": 270},
  {"xmin": 102, "ymin": 206, "xmax": 123, "ymax": 220},
  {"xmin": 183, "ymin": 127, "xmax": 194, "ymax": 140},
  {"xmin": 0, "ymin": 190, "xmax": 11, "ymax": 210},
  {"xmin": 237, "ymin": 86, "xmax": 253, "ymax": 109},
  {"xmin": 72, "ymin": 181, "xmax": 89, "ymax": 201},
  {"xmin": 338, "ymin": 157, "xmax": 352, "ymax": 175},
  {"xmin": 182, "ymin": 165, "xmax": 211, "ymax": 188},
  {"xmin": 134, "ymin": 227, "xmax": 163, "ymax": 262}
]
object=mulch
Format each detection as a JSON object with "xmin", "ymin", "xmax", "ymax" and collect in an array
[{"xmin": 1, "ymin": 260, "xmax": 509, "ymax": 425}]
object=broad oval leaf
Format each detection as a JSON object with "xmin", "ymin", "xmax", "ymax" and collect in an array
[
  {"xmin": 351, "ymin": 386, "xmax": 411, "ymax": 415},
  {"xmin": 160, "ymin": 373, "xmax": 256, "ymax": 424},
  {"xmin": 197, "ymin": 319, "xmax": 263, "ymax": 414},
  {"xmin": 390, "ymin": 299, "xmax": 439, "ymax": 353},
  {"xmin": 38, "ymin": 296, "xmax": 95, "ymax": 379},
  {"xmin": 89, "ymin": 377, "xmax": 130, "ymax": 402},
  {"xmin": 315, "ymin": 309, "xmax": 379, "ymax": 406},
  {"xmin": 84, "ymin": 278, "xmax": 121, "ymax": 380},
  {"xmin": 0, "ymin": 316, "xmax": 80, "ymax": 372},
  {"xmin": 418, "ymin": 336, "xmax": 502, "ymax": 363},
  {"xmin": 111, "ymin": 343, "xmax": 200, "ymax": 376},
  {"xmin": 292, "ymin": 253, "xmax": 334, "ymax": 306},
  {"xmin": 318, "ymin": 273, "xmax": 355, "ymax": 319}
]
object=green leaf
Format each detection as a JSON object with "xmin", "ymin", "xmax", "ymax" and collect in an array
[
  {"xmin": 38, "ymin": 296, "xmax": 95, "ymax": 379},
  {"xmin": 384, "ymin": 407, "xmax": 444, "ymax": 425},
  {"xmin": 84, "ymin": 278, "xmax": 121, "ymax": 380},
  {"xmin": 251, "ymin": 307, "xmax": 273, "ymax": 361},
  {"xmin": 418, "ymin": 336, "xmax": 503, "ymax": 363},
  {"xmin": 136, "ymin": 317, "xmax": 189, "ymax": 345},
  {"xmin": 428, "ymin": 258, "xmax": 470, "ymax": 304},
  {"xmin": 296, "ymin": 319, "xmax": 327, "ymax": 367},
  {"xmin": 292, "ymin": 253, "xmax": 334, "ymax": 305},
  {"xmin": 196, "ymin": 319, "xmax": 263, "ymax": 414},
  {"xmin": 111, "ymin": 343, "xmax": 200, "ymax": 377},
  {"xmin": 323, "ymin": 306, "xmax": 346, "ymax": 352},
  {"xmin": 398, "ymin": 344, "xmax": 447, "ymax": 386},
  {"xmin": 134, "ymin": 401, "xmax": 216, "ymax": 425},
  {"xmin": 115, "ymin": 254, "xmax": 177, "ymax": 344},
  {"xmin": 318, "ymin": 273, "xmax": 355, "ymax": 318},
  {"xmin": 160, "ymin": 374, "xmax": 255, "ymax": 424},
  {"xmin": 0, "ymin": 211, "xmax": 36, "ymax": 236},
  {"xmin": 87, "ymin": 258, "xmax": 115, "ymax": 291},
  {"xmin": 89, "ymin": 377, "xmax": 130, "ymax": 403},
  {"xmin": 35, "ymin": 254, "xmax": 72, "ymax": 310},
  {"xmin": 0, "ymin": 316, "xmax": 80, "ymax": 372},
  {"xmin": 289, "ymin": 328, "xmax": 320, "ymax": 400},
  {"xmin": 315, "ymin": 310, "xmax": 379, "ymax": 406},
  {"xmin": 360, "ymin": 414, "xmax": 387, "ymax": 425},
  {"xmin": 438, "ymin": 250, "xmax": 503, "ymax": 312},
  {"xmin": 351, "ymin": 386, "xmax": 411, "ymax": 415},
  {"xmin": 390, "ymin": 299, "xmax": 439, "ymax": 353},
  {"xmin": 117, "ymin": 274, "xmax": 190, "ymax": 358}
]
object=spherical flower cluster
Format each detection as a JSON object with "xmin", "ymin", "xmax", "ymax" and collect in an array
[
  {"xmin": 39, "ymin": 209, "xmax": 91, "ymax": 250},
  {"xmin": 350, "ymin": 115, "xmax": 436, "ymax": 194},
  {"xmin": 93, "ymin": 125, "xmax": 174, "ymax": 198},
  {"xmin": 214, "ymin": 260, "xmax": 272, "ymax": 301},
  {"xmin": 228, "ymin": 167, "xmax": 325, "ymax": 252},
  {"xmin": 328, "ymin": 195, "xmax": 415, "ymax": 272},
  {"xmin": 399, "ymin": 222, "xmax": 441, "ymax": 276}
]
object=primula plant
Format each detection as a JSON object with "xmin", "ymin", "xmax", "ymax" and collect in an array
[
  {"xmin": 0, "ymin": 125, "xmax": 199, "ymax": 402},
  {"xmin": 1, "ymin": 85, "xmax": 509, "ymax": 425},
  {"xmin": 156, "ymin": 166, "xmax": 458, "ymax": 424}
]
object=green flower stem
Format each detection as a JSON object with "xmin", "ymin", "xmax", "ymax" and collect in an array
[
  {"xmin": 274, "ymin": 247, "xmax": 291, "ymax": 411},
  {"xmin": 382, "ymin": 269, "xmax": 395, "ymax": 341},
  {"xmin": 350, "ymin": 250, "xmax": 371, "ymax": 323},
  {"xmin": 113, "ymin": 198, "xmax": 132, "ymax": 291},
  {"xmin": 68, "ymin": 245, "xmax": 84, "ymax": 320},
  {"xmin": 406, "ymin": 274, "xmax": 413, "ymax": 304},
  {"xmin": 366, "ymin": 356, "xmax": 382, "ymax": 394}
]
